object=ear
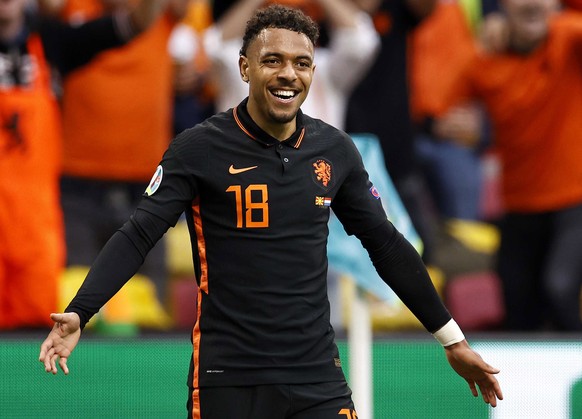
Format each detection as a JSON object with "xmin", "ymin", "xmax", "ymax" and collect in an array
[{"xmin": 239, "ymin": 56, "xmax": 249, "ymax": 83}]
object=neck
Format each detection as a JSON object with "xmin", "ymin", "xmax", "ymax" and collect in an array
[
  {"xmin": 246, "ymin": 101, "xmax": 297, "ymax": 141},
  {"xmin": 261, "ymin": 120, "xmax": 297, "ymax": 142}
]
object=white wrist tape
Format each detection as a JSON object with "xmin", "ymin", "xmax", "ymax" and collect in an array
[{"xmin": 432, "ymin": 319, "xmax": 465, "ymax": 347}]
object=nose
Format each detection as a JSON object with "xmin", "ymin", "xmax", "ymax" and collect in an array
[{"xmin": 277, "ymin": 61, "xmax": 297, "ymax": 81}]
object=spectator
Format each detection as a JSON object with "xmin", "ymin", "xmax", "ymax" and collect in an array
[
  {"xmin": 56, "ymin": 0, "xmax": 189, "ymax": 309},
  {"xmin": 435, "ymin": 0, "xmax": 582, "ymax": 330},
  {"xmin": 345, "ymin": 0, "xmax": 439, "ymax": 263},
  {"xmin": 410, "ymin": 0, "xmax": 496, "ymax": 221},
  {"xmin": 169, "ymin": 0, "xmax": 215, "ymax": 136},
  {"xmin": 0, "ymin": 0, "xmax": 163, "ymax": 329}
]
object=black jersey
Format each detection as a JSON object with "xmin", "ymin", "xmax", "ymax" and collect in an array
[{"xmin": 138, "ymin": 99, "xmax": 388, "ymax": 387}]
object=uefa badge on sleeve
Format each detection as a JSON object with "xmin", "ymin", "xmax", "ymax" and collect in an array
[{"xmin": 144, "ymin": 165, "xmax": 163, "ymax": 196}]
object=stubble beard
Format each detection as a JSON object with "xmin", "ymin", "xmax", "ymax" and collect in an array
[{"xmin": 268, "ymin": 108, "xmax": 297, "ymax": 125}]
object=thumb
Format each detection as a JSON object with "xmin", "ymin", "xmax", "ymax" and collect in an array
[
  {"xmin": 479, "ymin": 361, "xmax": 500, "ymax": 375},
  {"xmin": 49, "ymin": 312, "xmax": 68, "ymax": 323}
]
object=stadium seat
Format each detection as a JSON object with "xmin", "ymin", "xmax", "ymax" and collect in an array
[{"xmin": 445, "ymin": 271, "xmax": 505, "ymax": 331}]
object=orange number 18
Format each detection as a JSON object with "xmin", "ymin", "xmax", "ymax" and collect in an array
[
  {"xmin": 226, "ymin": 184, "xmax": 269, "ymax": 228},
  {"xmin": 338, "ymin": 409, "xmax": 358, "ymax": 419}
]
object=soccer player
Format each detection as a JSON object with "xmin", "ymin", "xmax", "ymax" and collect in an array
[{"xmin": 39, "ymin": 5, "xmax": 503, "ymax": 418}]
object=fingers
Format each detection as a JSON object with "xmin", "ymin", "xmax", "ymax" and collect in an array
[
  {"xmin": 474, "ymin": 377, "xmax": 504, "ymax": 408},
  {"xmin": 477, "ymin": 359, "xmax": 501, "ymax": 375},
  {"xmin": 466, "ymin": 379, "xmax": 478, "ymax": 398},
  {"xmin": 483, "ymin": 386, "xmax": 495, "ymax": 406},
  {"xmin": 39, "ymin": 338, "xmax": 53, "ymax": 362},
  {"xmin": 43, "ymin": 347, "xmax": 56, "ymax": 373},
  {"xmin": 491, "ymin": 380, "xmax": 504, "ymax": 402},
  {"xmin": 59, "ymin": 356, "xmax": 70, "ymax": 375},
  {"xmin": 41, "ymin": 345, "xmax": 70, "ymax": 375},
  {"xmin": 50, "ymin": 353, "xmax": 59, "ymax": 375},
  {"xmin": 476, "ymin": 362, "xmax": 503, "ymax": 407}
]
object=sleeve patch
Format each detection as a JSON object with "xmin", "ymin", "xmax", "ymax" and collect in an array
[{"xmin": 144, "ymin": 165, "xmax": 163, "ymax": 196}]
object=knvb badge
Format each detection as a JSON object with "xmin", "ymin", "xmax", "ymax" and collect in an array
[
  {"xmin": 315, "ymin": 196, "xmax": 332, "ymax": 207},
  {"xmin": 312, "ymin": 158, "xmax": 332, "ymax": 189}
]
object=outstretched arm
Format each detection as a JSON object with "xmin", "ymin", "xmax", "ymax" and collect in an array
[
  {"xmin": 358, "ymin": 220, "xmax": 503, "ymax": 406},
  {"xmin": 37, "ymin": 209, "xmax": 171, "ymax": 374}
]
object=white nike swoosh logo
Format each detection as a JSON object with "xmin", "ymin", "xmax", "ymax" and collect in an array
[{"xmin": 229, "ymin": 165, "xmax": 258, "ymax": 174}]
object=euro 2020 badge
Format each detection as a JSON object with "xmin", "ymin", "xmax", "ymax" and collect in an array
[{"xmin": 145, "ymin": 165, "xmax": 163, "ymax": 196}]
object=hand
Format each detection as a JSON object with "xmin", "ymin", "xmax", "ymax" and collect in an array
[
  {"xmin": 444, "ymin": 340, "xmax": 503, "ymax": 407},
  {"xmin": 432, "ymin": 104, "xmax": 482, "ymax": 147},
  {"xmin": 39, "ymin": 312, "xmax": 82, "ymax": 375},
  {"xmin": 173, "ymin": 60, "xmax": 203, "ymax": 95}
]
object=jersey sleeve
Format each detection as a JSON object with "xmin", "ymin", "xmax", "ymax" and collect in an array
[
  {"xmin": 358, "ymin": 221, "xmax": 452, "ymax": 332},
  {"xmin": 64, "ymin": 209, "xmax": 173, "ymax": 329},
  {"xmin": 331, "ymin": 136, "xmax": 388, "ymax": 236},
  {"xmin": 65, "ymin": 130, "xmax": 204, "ymax": 328},
  {"xmin": 331, "ymin": 134, "xmax": 452, "ymax": 332},
  {"xmin": 137, "ymin": 130, "xmax": 203, "ymax": 225}
]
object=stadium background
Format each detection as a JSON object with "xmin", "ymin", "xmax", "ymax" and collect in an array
[{"xmin": 3, "ymin": 334, "xmax": 582, "ymax": 418}]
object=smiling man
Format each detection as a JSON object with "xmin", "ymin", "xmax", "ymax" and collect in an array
[
  {"xmin": 39, "ymin": 5, "xmax": 502, "ymax": 418},
  {"xmin": 239, "ymin": 21, "xmax": 315, "ymax": 134}
]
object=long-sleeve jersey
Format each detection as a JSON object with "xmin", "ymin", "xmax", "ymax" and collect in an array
[{"xmin": 66, "ymin": 99, "xmax": 451, "ymax": 388}]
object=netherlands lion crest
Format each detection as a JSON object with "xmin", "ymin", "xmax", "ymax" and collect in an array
[{"xmin": 312, "ymin": 159, "xmax": 332, "ymax": 188}]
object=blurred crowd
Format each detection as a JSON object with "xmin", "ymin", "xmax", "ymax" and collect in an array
[{"xmin": 2, "ymin": 0, "xmax": 582, "ymax": 334}]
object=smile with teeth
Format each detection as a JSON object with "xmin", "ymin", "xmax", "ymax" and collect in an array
[{"xmin": 271, "ymin": 90, "xmax": 298, "ymax": 101}]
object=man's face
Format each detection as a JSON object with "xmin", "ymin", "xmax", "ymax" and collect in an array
[
  {"xmin": 503, "ymin": 0, "xmax": 558, "ymax": 46},
  {"xmin": 240, "ymin": 27, "xmax": 315, "ymax": 130}
]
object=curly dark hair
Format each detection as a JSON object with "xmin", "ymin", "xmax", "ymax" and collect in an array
[{"xmin": 239, "ymin": 4, "xmax": 320, "ymax": 56}]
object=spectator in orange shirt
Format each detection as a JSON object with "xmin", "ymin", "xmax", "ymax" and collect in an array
[
  {"xmin": 56, "ymin": 0, "xmax": 189, "ymax": 309},
  {"xmin": 0, "ymin": 0, "xmax": 163, "ymax": 329},
  {"xmin": 410, "ymin": 0, "xmax": 497, "ymax": 221},
  {"xmin": 434, "ymin": 0, "xmax": 582, "ymax": 330}
]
